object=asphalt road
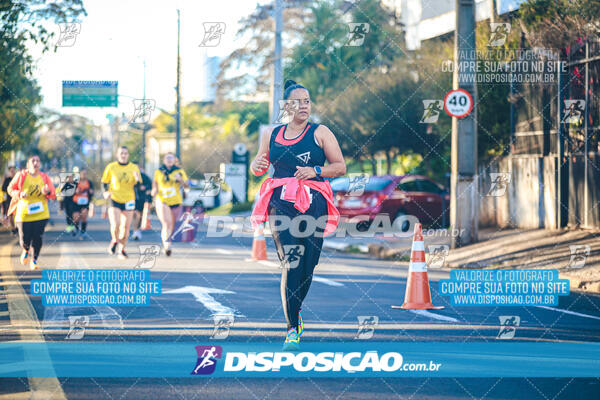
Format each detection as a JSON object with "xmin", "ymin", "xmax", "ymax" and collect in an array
[{"xmin": 1, "ymin": 212, "xmax": 599, "ymax": 399}]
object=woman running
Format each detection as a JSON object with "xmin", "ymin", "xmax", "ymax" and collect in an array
[
  {"xmin": 72, "ymin": 168, "xmax": 94, "ymax": 238},
  {"xmin": 251, "ymin": 80, "xmax": 346, "ymax": 350},
  {"xmin": 151, "ymin": 152, "xmax": 189, "ymax": 256},
  {"xmin": 7, "ymin": 155, "xmax": 56, "ymax": 270},
  {"xmin": 101, "ymin": 146, "xmax": 141, "ymax": 259}
]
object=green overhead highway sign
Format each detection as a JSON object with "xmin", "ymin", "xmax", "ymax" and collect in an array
[{"xmin": 62, "ymin": 80, "xmax": 118, "ymax": 107}]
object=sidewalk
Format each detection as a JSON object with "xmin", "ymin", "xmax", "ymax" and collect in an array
[
  {"xmin": 444, "ymin": 228, "xmax": 600, "ymax": 294},
  {"xmin": 366, "ymin": 227, "xmax": 600, "ymax": 294}
]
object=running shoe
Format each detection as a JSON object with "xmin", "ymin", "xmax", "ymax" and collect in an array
[
  {"xmin": 20, "ymin": 250, "xmax": 28, "ymax": 265},
  {"xmin": 29, "ymin": 258, "xmax": 38, "ymax": 271},
  {"xmin": 65, "ymin": 225, "xmax": 74, "ymax": 233},
  {"xmin": 282, "ymin": 327, "xmax": 300, "ymax": 351},
  {"xmin": 118, "ymin": 250, "xmax": 128, "ymax": 260},
  {"xmin": 165, "ymin": 248, "xmax": 172, "ymax": 257},
  {"xmin": 297, "ymin": 309, "xmax": 304, "ymax": 337},
  {"xmin": 108, "ymin": 241, "xmax": 118, "ymax": 255}
]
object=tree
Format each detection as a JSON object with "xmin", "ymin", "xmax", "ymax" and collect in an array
[
  {"xmin": 0, "ymin": 0, "xmax": 86, "ymax": 165},
  {"xmin": 216, "ymin": 0, "xmax": 312, "ymax": 100}
]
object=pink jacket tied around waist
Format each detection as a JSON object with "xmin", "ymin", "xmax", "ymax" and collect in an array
[{"xmin": 251, "ymin": 177, "xmax": 340, "ymax": 237}]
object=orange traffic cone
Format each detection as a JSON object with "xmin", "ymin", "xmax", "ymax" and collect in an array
[
  {"xmin": 251, "ymin": 223, "xmax": 267, "ymax": 261},
  {"xmin": 392, "ymin": 223, "xmax": 444, "ymax": 310}
]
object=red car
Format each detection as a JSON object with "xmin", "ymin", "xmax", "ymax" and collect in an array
[{"xmin": 331, "ymin": 175, "xmax": 449, "ymax": 230}]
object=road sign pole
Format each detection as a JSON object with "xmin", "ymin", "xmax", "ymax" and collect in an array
[
  {"xmin": 141, "ymin": 60, "xmax": 147, "ymax": 171},
  {"xmin": 270, "ymin": 0, "xmax": 283, "ymax": 123},
  {"xmin": 175, "ymin": 9, "xmax": 182, "ymax": 162},
  {"xmin": 450, "ymin": 0, "xmax": 478, "ymax": 248}
]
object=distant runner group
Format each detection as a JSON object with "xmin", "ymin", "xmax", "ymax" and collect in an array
[{"xmin": 1, "ymin": 147, "xmax": 190, "ymax": 269}]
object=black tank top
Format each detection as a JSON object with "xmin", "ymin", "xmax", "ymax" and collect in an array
[{"xmin": 269, "ymin": 122, "xmax": 326, "ymax": 181}]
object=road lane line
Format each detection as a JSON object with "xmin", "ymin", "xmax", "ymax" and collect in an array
[
  {"xmin": 313, "ymin": 276, "xmax": 345, "ymax": 287},
  {"xmin": 0, "ymin": 239, "xmax": 67, "ymax": 400},
  {"xmin": 537, "ymin": 306, "xmax": 600, "ymax": 321},
  {"xmin": 256, "ymin": 260, "xmax": 279, "ymax": 268},
  {"xmin": 163, "ymin": 286, "xmax": 244, "ymax": 317},
  {"xmin": 215, "ymin": 248, "xmax": 233, "ymax": 255},
  {"xmin": 408, "ymin": 309, "xmax": 459, "ymax": 323}
]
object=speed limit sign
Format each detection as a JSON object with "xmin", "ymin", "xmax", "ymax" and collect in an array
[{"xmin": 443, "ymin": 89, "xmax": 473, "ymax": 118}]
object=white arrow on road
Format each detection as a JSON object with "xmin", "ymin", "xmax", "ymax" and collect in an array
[{"xmin": 163, "ymin": 286, "xmax": 244, "ymax": 317}]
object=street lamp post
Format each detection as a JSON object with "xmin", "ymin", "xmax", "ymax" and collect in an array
[{"xmin": 175, "ymin": 9, "xmax": 182, "ymax": 162}]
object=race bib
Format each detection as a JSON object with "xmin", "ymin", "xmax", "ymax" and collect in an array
[
  {"xmin": 162, "ymin": 187, "xmax": 177, "ymax": 198},
  {"xmin": 27, "ymin": 201, "xmax": 44, "ymax": 215},
  {"xmin": 76, "ymin": 197, "xmax": 89, "ymax": 205},
  {"xmin": 125, "ymin": 200, "xmax": 136, "ymax": 211},
  {"xmin": 280, "ymin": 185, "xmax": 312, "ymax": 205}
]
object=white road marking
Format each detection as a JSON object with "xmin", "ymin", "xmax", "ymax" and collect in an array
[
  {"xmin": 163, "ymin": 286, "xmax": 244, "ymax": 317},
  {"xmin": 215, "ymin": 248, "xmax": 233, "ymax": 255},
  {"xmin": 257, "ymin": 260, "xmax": 279, "ymax": 268},
  {"xmin": 408, "ymin": 309, "xmax": 459, "ymax": 323},
  {"xmin": 537, "ymin": 306, "xmax": 600, "ymax": 321},
  {"xmin": 313, "ymin": 276, "xmax": 345, "ymax": 287}
]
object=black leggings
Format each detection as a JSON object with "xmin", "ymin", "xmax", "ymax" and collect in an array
[
  {"xmin": 64, "ymin": 199, "xmax": 75, "ymax": 226},
  {"xmin": 17, "ymin": 219, "xmax": 48, "ymax": 260},
  {"xmin": 268, "ymin": 187, "xmax": 327, "ymax": 330}
]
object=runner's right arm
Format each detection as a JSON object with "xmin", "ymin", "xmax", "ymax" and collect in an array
[{"xmin": 251, "ymin": 129, "xmax": 271, "ymax": 176}]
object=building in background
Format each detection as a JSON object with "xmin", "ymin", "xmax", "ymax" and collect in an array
[
  {"xmin": 200, "ymin": 53, "xmax": 220, "ymax": 103},
  {"xmin": 398, "ymin": 0, "xmax": 526, "ymax": 50}
]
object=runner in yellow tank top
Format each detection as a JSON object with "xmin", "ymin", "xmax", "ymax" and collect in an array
[
  {"xmin": 101, "ymin": 146, "xmax": 141, "ymax": 259},
  {"xmin": 151, "ymin": 153, "xmax": 189, "ymax": 256},
  {"xmin": 7, "ymin": 155, "xmax": 56, "ymax": 270}
]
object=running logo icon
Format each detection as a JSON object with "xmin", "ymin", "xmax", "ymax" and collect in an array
[
  {"xmin": 66, "ymin": 315, "xmax": 89, "ymax": 340},
  {"xmin": 282, "ymin": 245, "xmax": 304, "ymax": 269},
  {"xmin": 420, "ymin": 100, "xmax": 443, "ymax": 123},
  {"xmin": 199, "ymin": 22, "xmax": 226, "ymax": 47},
  {"xmin": 427, "ymin": 245, "xmax": 449, "ymax": 269},
  {"xmin": 355, "ymin": 315, "xmax": 378, "ymax": 339},
  {"xmin": 201, "ymin": 173, "xmax": 224, "ymax": 196},
  {"xmin": 348, "ymin": 173, "xmax": 369, "ymax": 196},
  {"xmin": 57, "ymin": 22, "xmax": 81, "ymax": 47},
  {"xmin": 275, "ymin": 99, "xmax": 299, "ymax": 124},
  {"xmin": 58, "ymin": 172, "xmax": 80, "ymax": 196},
  {"xmin": 135, "ymin": 244, "xmax": 161, "ymax": 269},
  {"xmin": 488, "ymin": 23, "xmax": 511, "ymax": 46},
  {"xmin": 192, "ymin": 345, "xmax": 222, "ymax": 375},
  {"xmin": 568, "ymin": 245, "xmax": 590, "ymax": 269},
  {"xmin": 211, "ymin": 315, "xmax": 234, "ymax": 340},
  {"xmin": 131, "ymin": 99, "xmax": 155, "ymax": 124},
  {"xmin": 488, "ymin": 173, "xmax": 511, "ymax": 196},
  {"xmin": 562, "ymin": 100, "xmax": 585, "ymax": 124},
  {"xmin": 346, "ymin": 23, "xmax": 370, "ymax": 46},
  {"xmin": 497, "ymin": 316, "xmax": 520, "ymax": 339}
]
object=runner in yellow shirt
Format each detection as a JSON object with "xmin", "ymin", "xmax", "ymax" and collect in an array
[
  {"xmin": 7, "ymin": 155, "xmax": 56, "ymax": 270},
  {"xmin": 101, "ymin": 146, "xmax": 141, "ymax": 259},
  {"xmin": 151, "ymin": 152, "xmax": 189, "ymax": 256}
]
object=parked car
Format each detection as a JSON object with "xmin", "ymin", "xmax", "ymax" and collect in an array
[
  {"xmin": 183, "ymin": 179, "xmax": 233, "ymax": 209},
  {"xmin": 331, "ymin": 175, "xmax": 449, "ymax": 231}
]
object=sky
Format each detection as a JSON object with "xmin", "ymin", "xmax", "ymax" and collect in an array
[{"xmin": 31, "ymin": 0, "xmax": 265, "ymax": 123}]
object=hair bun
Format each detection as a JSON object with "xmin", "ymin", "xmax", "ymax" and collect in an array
[{"xmin": 284, "ymin": 80, "xmax": 297, "ymax": 90}]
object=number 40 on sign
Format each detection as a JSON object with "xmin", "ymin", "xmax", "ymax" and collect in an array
[{"xmin": 443, "ymin": 89, "xmax": 473, "ymax": 118}]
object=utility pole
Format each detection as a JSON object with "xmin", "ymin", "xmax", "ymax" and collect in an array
[
  {"xmin": 450, "ymin": 0, "xmax": 478, "ymax": 248},
  {"xmin": 175, "ymin": 9, "xmax": 182, "ymax": 161},
  {"xmin": 141, "ymin": 59, "xmax": 147, "ymax": 171},
  {"xmin": 270, "ymin": 0, "xmax": 283, "ymax": 123}
]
